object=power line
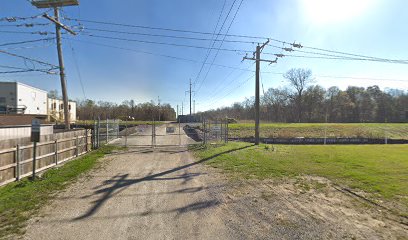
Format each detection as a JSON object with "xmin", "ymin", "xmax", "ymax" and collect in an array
[
  {"xmin": 192, "ymin": 0, "xmax": 233, "ymax": 89},
  {"xmin": 0, "ymin": 30, "xmax": 54, "ymax": 35},
  {"xmin": 195, "ymin": 0, "xmax": 244, "ymax": 95},
  {"xmin": 65, "ymin": 17, "xmax": 408, "ymax": 65},
  {"xmin": 68, "ymin": 40, "xmax": 87, "ymax": 99},
  {"xmin": 0, "ymin": 22, "xmax": 51, "ymax": 27},
  {"xmin": 0, "ymin": 38, "xmax": 54, "ymax": 47},
  {"xmin": 65, "ymin": 37, "xmax": 252, "ymax": 71},
  {"xmin": 83, "ymin": 27, "xmax": 257, "ymax": 44},
  {"xmin": 79, "ymin": 33, "xmax": 250, "ymax": 53},
  {"xmin": 0, "ymin": 49, "xmax": 58, "ymax": 68},
  {"xmin": 203, "ymin": 73, "xmax": 254, "ymax": 109}
]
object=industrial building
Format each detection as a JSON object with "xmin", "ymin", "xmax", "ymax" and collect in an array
[
  {"xmin": 0, "ymin": 82, "xmax": 48, "ymax": 115},
  {"xmin": 0, "ymin": 82, "xmax": 76, "ymax": 123}
]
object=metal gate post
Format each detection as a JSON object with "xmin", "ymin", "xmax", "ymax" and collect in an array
[
  {"xmin": 97, "ymin": 117, "xmax": 100, "ymax": 148},
  {"xmin": 125, "ymin": 119, "xmax": 128, "ymax": 147},
  {"xmin": 106, "ymin": 118, "xmax": 109, "ymax": 143}
]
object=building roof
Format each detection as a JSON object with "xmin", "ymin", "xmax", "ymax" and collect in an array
[
  {"xmin": 0, "ymin": 114, "xmax": 49, "ymax": 126},
  {"xmin": 0, "ymin": 81, "xmax": 47, "ymax": 93}
]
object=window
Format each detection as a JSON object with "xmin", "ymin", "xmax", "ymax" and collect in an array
[
  {"xmin": 69, "ymin": 104, "xmax": 71, "ymax": 111},
  {"xmin": 53, "ymin": 103, "xmax": 56, "ymax": 110},
  {"xmin": 60, "ymin": 104, "xmax": 63, "ymax": 110},
  {"xmin": 0, "ymin": 97, "xmax": 5, "ymax": 107}
]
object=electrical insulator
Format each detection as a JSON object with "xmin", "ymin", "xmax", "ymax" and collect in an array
[
  {"xmin": 292, "ymin": 42, "xmax": 303, "ymax": 48},
  {"xmin": 275, "ymin": 54, "xmax": 285, "ymax": 58},
  {"xmin": 283, "ymin": 47, "xmax": 293, "ymax": 52},
  {"xmin": 6, "ymin": 17, "xmax": 16, "ymax": 22}
]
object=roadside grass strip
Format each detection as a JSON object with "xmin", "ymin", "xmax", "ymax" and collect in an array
[{"xmin": 0, "ymin": 146, "xmax": 117, "ymax": 239}]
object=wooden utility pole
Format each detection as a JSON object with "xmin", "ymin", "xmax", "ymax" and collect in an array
[
  {"xmin": 34, "ymin": 0, "xmax": 78, "ymax": 130},
  {"xmin": 243, "ymin": 40, "xmax": 276, "ymax": 145},
  {"xmin": 53, "ymin": 8, "xmax": 70, "ymax": 129}
]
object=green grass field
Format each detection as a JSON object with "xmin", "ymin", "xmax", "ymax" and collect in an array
[
  {"xmin": 228, "ymin": 123, "xmax": 408, "ymax": 139},
  {"xmin": 75, "ymin": 120, "xmax": 165, "ymax": 125},
  {"xmin": 0, "ymin": 146, "xmax": 117, "ymax": 239},
  {"xmin": 194, "ymin": 142, "xmax": 408, "ymax": 215}
]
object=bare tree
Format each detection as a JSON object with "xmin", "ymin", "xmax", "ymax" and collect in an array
[{"xmin": 283, "ymin": 68, "xmax": 313, "ymax": 122}]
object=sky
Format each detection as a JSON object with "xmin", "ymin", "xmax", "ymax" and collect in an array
[{"xmin": 1, "ymin": 0, "xmax": 407, "ymax": 113}]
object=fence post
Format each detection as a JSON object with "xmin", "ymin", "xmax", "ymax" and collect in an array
[
  {"xmin": 55, "ymin": 139, "xmax": 58, "ymax": 164},
  {"xmin": 226, "ymin": 118, "xmax": 229, "ymax": 143},
  {"xmin": 75, "ymin": 135, "xmax": 79, "ymax": 157},
  {"xmin": 97, "ymin": 117, "xmax": 100, "ymax": 148},
  {"xmin": 106, "ymin": 118, "xmax": 109, "ymax": 143},
  {"xmin": 85, "ymin": 129, "xmax": 88, "ymax": 152},
  {"xmin": 125, "ymin": 119, "xmax": 128, "ymax": 147},
  {"xmin": 32, "ymin": 142, "xmax": 37, "ymax": 180},
  {"xmin": 15, "ymin": 144, "xmax": 20, "ymax": 181}
]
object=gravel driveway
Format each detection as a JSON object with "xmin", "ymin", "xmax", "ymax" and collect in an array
[{"xmin": 22, "ymin": 125, "xmax": 407, "ymax": 239}]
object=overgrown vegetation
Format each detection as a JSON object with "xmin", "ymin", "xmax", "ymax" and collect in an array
[
  {"xmin": 0, "ymin": 146, "xmax": 116, "ymax": 239},
  {"xmin": 194, "ymin": 142, "xmax": 408, "ymax": 215},
  {"xmin": 228, "ymin": 122, "xmax": 408, "ymax": 139}
]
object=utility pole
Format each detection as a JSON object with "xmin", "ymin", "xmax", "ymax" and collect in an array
[
  {"xmin": 193, "ymin": 100, "xmax": 195, "ymax": 115},
  {"xmin": 182, "ymin": 102, "xmax": 184, "ymax": 115},
  {"xmin": 176, "ymin": 104, "xmax": 179, "ymax": 118},
  {"xmin": 32, "ymin": 1, "xmax": 79, "ymax": 130},
  {"xmin": 243, "ymin": 40, "xmax": 277, "ymax": 145},
  {"xmin": 53, "ymin": 8, "xmax": 70, "ymax": 129}
]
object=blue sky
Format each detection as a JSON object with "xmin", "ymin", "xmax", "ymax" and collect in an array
[{"xmin": 1, "ymin": 0, "xmax": 407, "ymax": 112}]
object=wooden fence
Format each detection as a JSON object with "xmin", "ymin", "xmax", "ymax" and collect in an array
[{"xmin": 0, "ymin": 129, "xmax": 92, "ymax": 186}]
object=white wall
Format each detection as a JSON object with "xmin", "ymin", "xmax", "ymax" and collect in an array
[
  {"xmin": 0, "ymin": 125, "xmax": 53, "ymax": 140},
  {"xmin": 16, "ymin": 83, "xmax": 47, "ymax": 115},
  {"xmin": 48, "ymin": 98, "xmax": 77, "ymax": 123}
]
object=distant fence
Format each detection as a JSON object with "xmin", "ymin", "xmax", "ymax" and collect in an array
[
  {"xmin": 229, "ymin": 137, "xmax": 408, "ymax": 144},
  {"xmin": 0, "ymin": 129, "xmax": 92, "ymax": 186}
]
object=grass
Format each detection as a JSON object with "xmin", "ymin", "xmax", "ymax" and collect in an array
[
  {"xmin": 228, "ymin": 122, "xmax": 408, "ymax": 139},
  {"xmin": 194, "ymin": 142, "xmax": 408, "ymax": 215},
  {"xmin": 76, "ymin": 120, "xmax": 166, "ymax": 125},
  {"xmin": 0, "ymin": 145, "xmax": 117, "ymax": 239}
]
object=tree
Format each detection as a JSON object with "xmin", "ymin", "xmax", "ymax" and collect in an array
[{"xmin": 283, "ymin": 68, "xmax": 313, "ymax": 122}]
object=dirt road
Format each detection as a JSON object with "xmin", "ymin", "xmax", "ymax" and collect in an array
[{"xmin": 23, "ymin": 125, "xmax": 407, "ymax": 239}]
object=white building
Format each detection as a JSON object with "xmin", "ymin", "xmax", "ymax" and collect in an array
[
  {"xmin": 0, "ymin": 82, "xmax": 76, "ymax": 123},
  {"xmin": 47, "ymin": 98, "xmax": 76, "ymax": 123},
  {"xmin": 0, "ymin": 82, "xmax": 48, "ymax": 115}
]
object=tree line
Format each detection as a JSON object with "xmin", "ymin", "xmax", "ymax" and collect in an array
[
  {"xmin": 76, "ymin": 99, "xmax": 176, "ymax": 121},
  {"xmin": 202, "ymin": 68, "xmax": 408, "ymax": 123}
]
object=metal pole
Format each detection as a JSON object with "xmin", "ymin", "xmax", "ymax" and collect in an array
[
  {"xmin": 324, "ymin": 113, "xmax": 327, "ymax": 145},
  {"xmin": 189, "ymin": 79, "xmax": 192, "ymax": 116},
  {"xmin": 32, "ymin": 142, "xmax": 37, "ymax": 180},
  {"xmin": 54, "ymin": 7, "xmax": 70, "ymax": 130},
  {"xmin": 255, "ymin": 45, "xmax": 261, "ymax": 145},
  {"xmin": 106, "ymin": 118, "xmax": 109, "ymax": 143},
  {"xmin": 125, "ymin": 119, "xmax": 128, "ymax": 147},
  {"xmin": 179, "ymin": 116, "xmax": 181, "ymax": 146},
  {"xmin": 97, "ymin": 117, "xmax": 100, "ymax": 148}
]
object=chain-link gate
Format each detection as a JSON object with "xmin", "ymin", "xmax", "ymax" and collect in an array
[
  {"xmin": 104, "ymin": 118, "xmax": 229, "ymax": 148},
  {"xmin": 93, "ymin": 118, "xmax": 120, "ymax": 148}
]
